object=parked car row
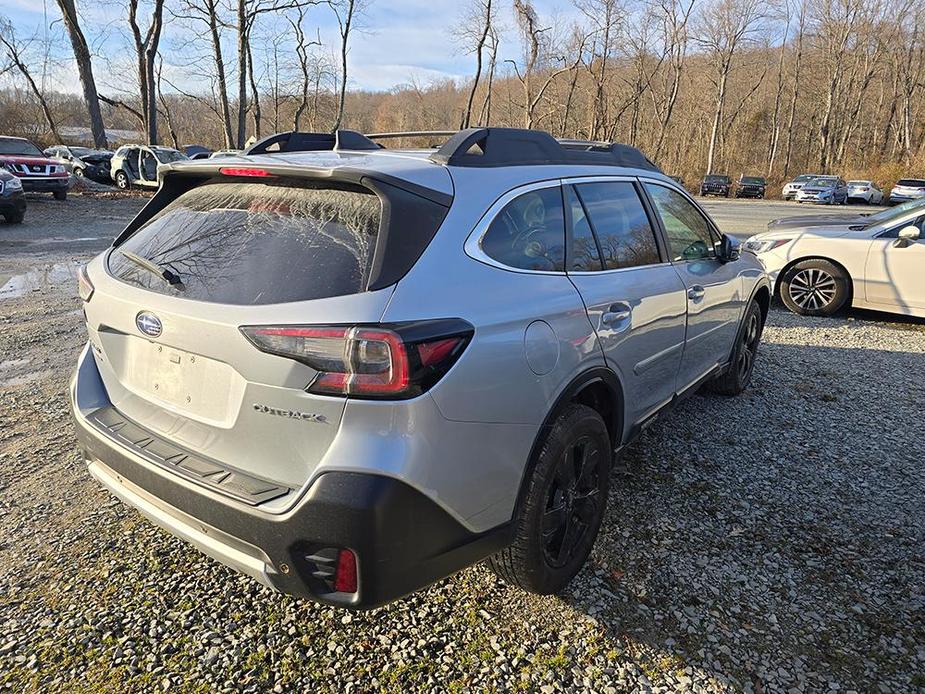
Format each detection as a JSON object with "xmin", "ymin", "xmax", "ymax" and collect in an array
[
  {"xmin": 782, "ymin": 173, "xmax": 924, "ymax": 205},
  {"xmin": 698, "ymin": 174, "xmax": 767, "ymax": 199}
]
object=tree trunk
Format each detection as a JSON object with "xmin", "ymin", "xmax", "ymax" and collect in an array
[
  {"xmin": 705, "ymin": 69, "xmax": 727, "ymax": 174},
  {"xmin": 236, "ymin": 0, "xmax": 248, "ymax": 148},
  {"xmin": 55, "ymin": 0, "xmax": 107, "ymax": 148},
  {"xmin": 461, "ymin": 0, "xmax": 491, "ymax": 129}
]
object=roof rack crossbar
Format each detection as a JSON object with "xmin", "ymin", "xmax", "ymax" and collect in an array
[
  {"xmin": 245, "ymin": 129, "xmax": 381, "ymax": 155},
  {"xmin": 428, "ymin": 127, "xmax": 661, "ymax": 172}
]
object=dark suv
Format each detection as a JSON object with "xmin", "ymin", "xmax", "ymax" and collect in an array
[
  {"xmin": 734, "ymin": 175, "xmax": 766, "ymax": 199},
  {"xmin": 700, "ymin": 174, "xmax": 731, "ymax": 197}
]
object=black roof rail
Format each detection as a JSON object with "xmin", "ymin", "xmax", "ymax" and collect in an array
[
  {"xmin": 245, "ymin": 129, "xmax": 381, "ymax": 155},
  {"xmin": 429, "ymin": 127, "xmax": 661, "ymax": 172},
  {"xmin": 366, "ymin": 131, "xmax": 457, "ymax": 140}
]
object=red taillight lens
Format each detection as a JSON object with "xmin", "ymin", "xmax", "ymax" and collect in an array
[
  {"xmin": 334, "ymin": 549, "xmax": 358, "ymax": 594},
  {"xmin": 219, "ymin": 167, "xmax": 273, "ymax": 177},
  {"xmin": 240, "ymin": 320, "xmax": 473, "ymax": 399}
]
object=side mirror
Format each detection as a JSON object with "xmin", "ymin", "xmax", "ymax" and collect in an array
[
  {"xmin": 717, "ymin": 234, "xmax": 741, "ymax": 262},
  {"xmin": 895, "ymin": 225, "xmax": 921, "ymax": 247}
]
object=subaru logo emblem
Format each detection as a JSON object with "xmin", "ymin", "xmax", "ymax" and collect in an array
[{"xmin": 136, "ymin": 311, "xmax": 162, "ymax": 338}]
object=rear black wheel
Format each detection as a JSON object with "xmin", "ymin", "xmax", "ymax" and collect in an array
[
  {"xmin": 488, "ymin": 404, "xmax": 611, "ymax": 594},
  {"xmin": 53, "ymin": 190, "xmax": 67, "ymax": 201}
]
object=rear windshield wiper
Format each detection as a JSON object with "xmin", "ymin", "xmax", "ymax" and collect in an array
[{"xmin": 119, "ymin": 250, "xmax": 183, "ymax": 286}]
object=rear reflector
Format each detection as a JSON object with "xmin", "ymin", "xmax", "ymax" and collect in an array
[
  {"xmin": 219, "ymin": 167, "xmax": 273, "ymax": 177},
  {"xmin": 77, "ymin": 264, "xmax": 94, "ymax": 302},
  {"xmin": 240, "ymin": 319, "xmax": 473, "ymax": 399},
  {"xmin": 334, "ymin": 549, "xmax": 358, "ymax": 594}
]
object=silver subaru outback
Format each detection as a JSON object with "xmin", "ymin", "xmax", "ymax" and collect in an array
[{"xmin": 70, "ymin": 128, "xmax": 770, "ymax": 609}]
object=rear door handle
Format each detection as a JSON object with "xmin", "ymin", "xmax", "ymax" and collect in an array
[
  {"xmin": 601, "ymin": 302, "xmax": 632, "ymax": 325},
  {"xmin": 687, "ymin": 285, "xmax": 705, "ymax": 301}
]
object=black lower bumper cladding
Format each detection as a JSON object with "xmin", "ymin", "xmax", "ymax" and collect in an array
[{"xmin": 74, "ymin": 408, "xmax": 510, "ymax": 609}]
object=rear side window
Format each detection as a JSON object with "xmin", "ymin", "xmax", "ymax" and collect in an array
[
  {"xmin": 572, "ymin": 181, "xmax": 661, "ymax": 270},
  {"xmin": 564, "ymin": 185, "xmax": 603, "ymax": 271},
  {"xmin": 109, "ymin": 180, "xmax": 381, "ymax": 304},
  {"xmin": 481, "ymin": 187, "xmax": 565, "ymax": 271}
]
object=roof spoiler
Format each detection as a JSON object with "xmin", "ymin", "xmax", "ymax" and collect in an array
[
  {"xmin": 429, "ymin": 128, "xmax": 661, "ymax": 171},
  {"xmin": 245, "ymin": 129, "xmax": 382, "ymax": 155}
]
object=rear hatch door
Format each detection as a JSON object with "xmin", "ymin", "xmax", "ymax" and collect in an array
[{"xmin": 84, "ymin": 176, "xmax": 400, "ymax": 498}]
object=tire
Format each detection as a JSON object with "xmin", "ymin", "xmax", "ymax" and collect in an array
[
  {"xmin": 708, "ymin": 300, "xmax": 764, "ymax": 396},
  {"xmin": 4, "ymin": 209, "xmax": 25, "ymax": 224},
  {"xmin": 115, "ymin": 170, "xmax": 130, "ymax": 190},
  {"xmin": 73, "ymin": 167, "xmax": 84, "ymax": 178},
  {"xmin": 53, "ymin": 190, "xmax": 67, "ymax": 201},
  {"xmin": 779, "ymin": 259, "xmax": 850, "ymax": 317},
  {"xmin": 488, "ymin": 404, "xmax": 611, "ymax": 594}
]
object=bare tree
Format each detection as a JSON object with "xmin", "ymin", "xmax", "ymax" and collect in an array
[
  {"xmin": 54, "ymin": 0, "xmax": 107, "ymax": 148},
  {"xmin": 649, "ymin": 0, "xmax": 695, "ymax": 159},
  {"xmin": 127, "ymin": 0, "xmax": 165, "ymax": 144},
  {"xmin": 0, "ymin": 18, "xmax": 63, "ymax": 143},
  {"xmin": 457, "ymin": 0, "xmax": 496, "ymax": 129},
  {"xmin": 329, "ymin": 0, "xmax": 364, "ymax": 131},
  {"xmin": 694, "ymin": 0, "xmax": 767, "ymax": 174},
  {"xmin": 782, "ymin": 0, "xmax": 808, "ymax": 176},
  {"xmin": 575, "ymin": 0, "xmax": 625, "ymax": 140},
  {"xmin": 510, "ymin": 0, "xmax": 586, "ymax": 129},
  {"xmin": 174, "ymin": 0, "xmax": 235, "ymax": 147}
]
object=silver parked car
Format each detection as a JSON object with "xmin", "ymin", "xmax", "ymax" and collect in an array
[
  {"xmin": 794, "ymin": 176, "xmax": 848, "ymax": 204},
  {"xmin": 70, "ymin": 128, "xmax": 771, "ymax": 608},
  {"xmin": 781, "ymin": 173, "xmax": 823, "ymax": 200}
]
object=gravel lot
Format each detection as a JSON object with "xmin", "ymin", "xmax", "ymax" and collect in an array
[{"xmin": 1, "ymin": 194, "xmax": 923, "ymax": 693}]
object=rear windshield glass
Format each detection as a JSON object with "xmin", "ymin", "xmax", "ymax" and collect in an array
[
  {"xmin": 741, "ymin": 177, "xmax": 764, "ymax": 185},
  {"xmin": 704, "ymin": 175, "xmax": 728, "ymax": 183},
  {"xmin": 109, "ymin": 180, "xmax": 381, "ymax": 305},
  {"xmin": 896, "ymin": 179, "xmax": 925, "ymax": 187}
]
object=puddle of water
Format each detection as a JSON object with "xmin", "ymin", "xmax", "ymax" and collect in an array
[
  {"xmin": 0, "ymin": 262, "xmax": 80, "ymax": 300},
  {"xmin": 0, "ymin": 358, "xmax": 31, "ymax": 370},
  {"xmin": 0, "ymin": 370, "xmax": 52, "ymax": 387}
]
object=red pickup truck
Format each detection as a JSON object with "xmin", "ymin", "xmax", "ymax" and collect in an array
[{"xmin": 0, "ymin": 136, "xmax": 70, "ymax": 200}]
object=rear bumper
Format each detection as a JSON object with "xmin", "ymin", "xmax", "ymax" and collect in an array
[
  {"xmin": 19, "ymin": 176, "xmax": 69, "ymax": 193},
  {"xmin": 70, "ymin": 345, "xmax": 510, "ymax": 608}
]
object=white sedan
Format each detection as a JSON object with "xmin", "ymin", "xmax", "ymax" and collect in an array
[
  {"xmin": 846, "ymin": 180, "xmax": 884, "ymax": 204},
  {"xmin": 745, "ymin": 204, "xmax": 925, "ymax": 318}
]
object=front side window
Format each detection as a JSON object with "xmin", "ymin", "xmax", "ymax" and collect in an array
[
  {"xmin": 645, "ymin": 184, "xmax": 717, "ymax": 261},
  {"xmin": 481, "ymin": 186, "xmax": 565, "ymax": 271},
  {"xmin": 572, "ymin": 181, "xmax": 661, "ymax": 270}
]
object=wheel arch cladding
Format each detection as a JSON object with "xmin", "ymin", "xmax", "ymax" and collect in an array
[
  {"xmin": 512, "ymin": 367, "xmax": 624, "ymax": 521},
  {"xmin": 753, "ymin": 284, "xmax": 771, "ymax": 323},
  {"xmin": 777, "ymin": 255, "xmax": 854, "ymax": 300}
]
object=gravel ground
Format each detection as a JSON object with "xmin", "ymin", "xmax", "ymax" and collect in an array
[{"xmin": 0, "ymin": 195, "xmax": 923, "ymax": 693}]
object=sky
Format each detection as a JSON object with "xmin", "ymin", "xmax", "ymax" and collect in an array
[{"xmin": 0, "ymin": 0, "xmax": 580, "ymax": 94}]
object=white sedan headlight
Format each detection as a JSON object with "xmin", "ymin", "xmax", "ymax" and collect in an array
[{"xmin": 745, "ymin": 238, "xmax": 792, "ymax": 254}]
